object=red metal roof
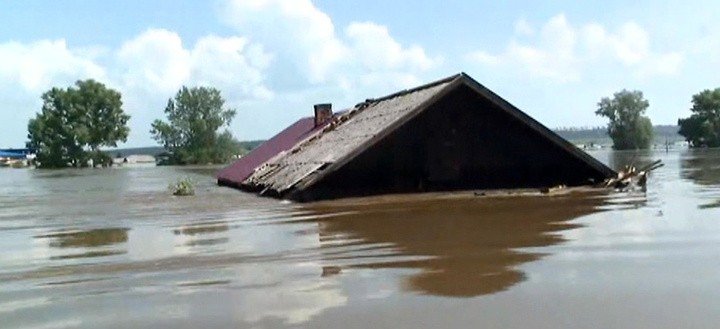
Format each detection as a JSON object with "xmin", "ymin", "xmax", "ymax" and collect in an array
[{"xmin": 217, "ymin": 117, "xmax": 327, "ymax": 185}]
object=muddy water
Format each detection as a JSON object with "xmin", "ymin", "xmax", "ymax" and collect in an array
[{"xmin": 1, "ymin": 149, "xmax": 720, "ymax": 328}]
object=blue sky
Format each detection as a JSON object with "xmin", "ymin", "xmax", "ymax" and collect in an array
[{"xmin": 1, "ymin": 0, "xmax": 719, "ymax": 147}]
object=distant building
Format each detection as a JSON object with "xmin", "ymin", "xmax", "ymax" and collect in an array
[
  {"xmin": 114, "ymin": 155, "xmax": 156, "ymax": 166},
  {"xmin": 0, "ymin": 151, "xmax": 25, "ymax": 159},
  {"xmin": 218, "ymin": 73, "xmax": 615, "ymax": 202},
  {"xmin": 0, "ymin": 149, "xmax": 32, "ymax": 168},
  {"xmin": 0, "ymin": 149, "xmax": 33, "ymax": 159}
]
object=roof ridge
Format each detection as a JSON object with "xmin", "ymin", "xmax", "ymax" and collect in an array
[{"xmin": 360, "ymin": 72, "xmax": 463, "ymax": 105}]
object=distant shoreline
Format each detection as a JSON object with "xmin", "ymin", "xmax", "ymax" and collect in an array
[
  {"xmin": 6, "ymin": 126, "xmax": 681, "ymax": 157},
  {"xmin": 100, "ymin": 125, "xmax": 683, "ymax": 156},
  {"xmin": 554, "ymin": 124, "xmax": 682, "ymax": 147}
]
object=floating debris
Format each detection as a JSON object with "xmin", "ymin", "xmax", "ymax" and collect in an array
[{"xmin": 603, "ymin": 159, "xmax": 664, "ymax": 190}]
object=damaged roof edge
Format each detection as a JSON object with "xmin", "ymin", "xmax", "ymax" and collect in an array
[{"xmin": 455, "ymin": 72, "xmax": 616, "ymax": 178}]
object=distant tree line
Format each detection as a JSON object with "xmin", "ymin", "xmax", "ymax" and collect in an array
[
  {"xmin": 554, "ymin": 126, "xmax": 607, "ymax": 132},
  {"xmin": 554, "ymin": 126, "xmax": 608, "ymax": 142},
  {"xmin": 554, "ymin": 125, "xmax": 682, "ymax": 145},
  {"xmin": 26, "ymin": 82, "xmax": 240, "ymax": 168},
  {"xmin": 24, "ymin": 79, "xmax": 720, "ymax": 168},
  {"xmin": 594, "ymin": 88, "xmax": 720, "ymax": 150}
]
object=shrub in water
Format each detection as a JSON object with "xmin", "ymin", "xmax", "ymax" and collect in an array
[{"xmin": 170, "ymin": 178, "xmax": 195, "ymax": 196}]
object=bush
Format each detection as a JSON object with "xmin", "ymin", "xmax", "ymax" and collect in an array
[
  {"xmin": 169, "ymin": 177, "xmax": 195, "ymax": 196},
  {"xmin": 678, "ymin": 88, "xmax": 720, "ymax": 147}
]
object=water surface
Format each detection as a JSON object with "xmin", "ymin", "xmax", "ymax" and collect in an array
[{"xmin": 1, "ymin": 149, "xmax": 720, "ymax": 328}]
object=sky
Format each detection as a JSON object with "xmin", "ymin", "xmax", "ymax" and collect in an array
[{"xmin": 1, "ymin": 0, "xmax": 719, "ymax": 148}]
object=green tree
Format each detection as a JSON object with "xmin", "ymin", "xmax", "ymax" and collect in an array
[
  {"xmin": 678, "ymin": 88, "xmax": 720, "ymax": 147},
  {"xmin": 27, "ymin": 80, "xmax": 130, "ymax": 168},
  {"xmin": 595, "ymin": 90, "xmax": 653, "ymax": 150},
  {"xmin": 151, "ymin": 86, "xmax": 239, "ymax": 165}
]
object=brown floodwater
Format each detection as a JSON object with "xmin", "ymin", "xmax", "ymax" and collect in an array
[{"xmin": 1, "ymin": 149, "xmax": 720, "ymax": 328}]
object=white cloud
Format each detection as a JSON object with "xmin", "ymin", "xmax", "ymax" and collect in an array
[
  {"xmin": 345, "ymin": 22, "xmax": 436, "ymax": 72},
  {"xmin": 2, "ymin": 0, "xmax": 439, "ymax": 146},
  {"xmin": 220, "ymin": 0, "xmax": 440, "ymax": 91},
  {"xmin": 0, "ymin": 39, "xmax": 105, "ymax": 93},
  {"xmin": 635, "ymin": 52, "xmax": 684, "ymax": 78},
  {"xmin": 0, "ymin": 39, "xmax": 107, "ymax": 148},
  {"xmin": 514, "ymin": 18, "xmax": 535, "ymax": 36},
  {"xmin": 467, "ymin": 14, "xmax": 683, "ymax": 82},
  {"xmin": 117, "ymin": 29, "xmax": 192, "ymax": 93},
  {"xmin": 113, "ymin": 28, "xmax": 275, "ymax": 145},
  {"xmin": 607, "ymin": 23, "xmax": 651, "ymax": 65},
  {"xmin": 465, "ymin": 51, "xmax": 500, "ymax": 66},
  {"xmin": 190, "ymin": 35, "xmax": 273, "ymax": 99},
  {"xmin": 467, "ymin": 14, "xmax": 579, "ymax": 82},
  {"xmin": 0, "ymin": 28, "xmax": 275, "ymax": 146},
  {"xmin": 116, "ymin": 29, "xmax": 273, "ymax": 100},
  {"xmin": 221, "ymin": 0, "xmax": 348, "ymax": 83}
]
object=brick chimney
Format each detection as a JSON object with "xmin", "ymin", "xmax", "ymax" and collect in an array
[{"xmin": 314, "ymin": 103, "xmax": 333, "ymax": 127}]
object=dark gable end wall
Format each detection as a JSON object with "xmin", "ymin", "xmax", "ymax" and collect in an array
[{"xmin": 291, "ymin": 84, "xmax": 608, "ymax": 201}]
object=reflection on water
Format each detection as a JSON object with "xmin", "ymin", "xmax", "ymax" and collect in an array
[
  {"xmin": 699, "ymin": 200, "xmax": 720, "ymax": 209},
  {"xmin": 33, "ymin": 228, "xmax": 129, "ymax": 261},
  {"xmin": 679, "ymin": 149, "xmax": 720, "ymax": 209},
  {"xmin": 37, "ymin": 228, "xmax": 129, "ymax": 248},
  {"xmin": 50, "ymin": 250, "xmax": 127, "ymax": 260},
  {"xmin": 174, "ymin": 221, "xmax": 230, "ymax": 248},
  {"xmin": 304, "ymin": 194, "xmax": 605, "ymax": 297},
  {"xmin": 680, "ymin": 149, "xmax": 720, "ymax": 185},
  {"xmin": 173, "ymin": 221, "xmax": 229, "ymax": 236}
]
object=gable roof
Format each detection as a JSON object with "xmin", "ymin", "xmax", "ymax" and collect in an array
[{"xmin": 237, "ymin": 73, "xmax": 615, "ymax": 199}]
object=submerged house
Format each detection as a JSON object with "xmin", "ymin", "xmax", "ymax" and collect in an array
[{"xmin": 218, "ymin": 73, "xmax": 615, "ymax": 202}]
